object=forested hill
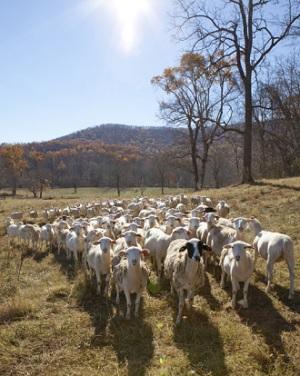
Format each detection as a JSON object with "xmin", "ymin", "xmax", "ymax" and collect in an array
[{"xmin": 55, "ymin": 123, "xmax": 177, "ymax": 149}]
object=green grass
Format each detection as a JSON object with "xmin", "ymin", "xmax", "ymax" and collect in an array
[{"xmin": 0, "ymin": 180, "xmax": 299, "ymax": 375}]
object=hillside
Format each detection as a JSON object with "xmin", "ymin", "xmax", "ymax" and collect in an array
[{"xmin": 54, "ymin": 123, "xmax": 179, "ymax": 149}]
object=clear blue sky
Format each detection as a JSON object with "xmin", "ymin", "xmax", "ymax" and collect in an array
[{"xmin": 0, "ymin": 0, "xmax": 183, "ymax": 144}]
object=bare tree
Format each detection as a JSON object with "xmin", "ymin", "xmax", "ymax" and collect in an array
[
  {"xmin": 171, "ymin": 0, "xmax": 300, "ymax": 184},
  {"xmin": 152, "ymin": 52, "xmax": 235, "ymax": 190}
]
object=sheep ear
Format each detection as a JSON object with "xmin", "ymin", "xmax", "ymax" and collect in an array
[
  {"xmin": 118, "ymin": 250, "xmax": 127, "ymax": 257},
  {"xmin": 244, "ymin": 245, "xmax": 254, "ymax": 250},
  {"xmin": 141, "ymin": 249, "xmax": 150, "ymax": 256},
  {"xmin": 203, "ymin": 244, "xmax": 212, "ymax": 252},
  {"xmin": 223, "ymin": 244, "xmax": 232, "ymax": 249},
  {"xmin": 179, "ymin": 245, "xmax": 187, "ymax": 252}
]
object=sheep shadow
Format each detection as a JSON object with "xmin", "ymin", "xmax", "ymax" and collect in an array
[
  {"xmin": 237, "ymin": 283, "xmax": 299, "ymax": 373},
  {"xmin": 108, "ymin": 294, "xmax": 154, "ymax": 376},
  {"xmin": 51, "ymin": 246, "xmax": 80, "ymax": 281},
  {"xmin": 173, "ymin": 308, "xmax": 229, "ymax": 376},
  {"xmin": 253, "ymin": 268, "xmax": 297, "ymax": 307},
  {"xmin": 77, "ymin": 279, "xmax": 155, "ymax": 376}
]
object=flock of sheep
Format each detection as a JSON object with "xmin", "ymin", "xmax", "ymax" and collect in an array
[{"xmin": 5, "ymin": 193, "xmax": 295, "ymax": 324}]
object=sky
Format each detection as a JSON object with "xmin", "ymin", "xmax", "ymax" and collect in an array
[{"xmin": 0, "ymin": 0, "xmax": 184, "ymax": 144}]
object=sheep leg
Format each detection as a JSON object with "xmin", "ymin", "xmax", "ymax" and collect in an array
[
  {"xmin": 104, "ymin": 273, "xmax": 111, "ymax": 297},
  {"xmin": 286, "ymin": 259, "xmax": 295, "ymax": 299},
  {"xmin": 124, "ymin": 290, "xmax": 132, "ymax": 320},
  {"xmin": 243, "ymin": 278, "xmax": 250, "ymax": 308},
  {"xmin": 220, "ymin": 269, "xmax": 226, "ymax": 289},
  {"xmin": 115, "ymin": 285, "xmax": 120, "ymax": 305},
  {"xmin": 176, "ymin": 288, "xmax": 184, "ymax": 325},
  {"xmin": 156, "ymin": 255, "xmax": 162, "ymax": 281},
  {"xmin": 95, "ymin": 269, "xmax": 101, "ymax": 295},
  {"xmin": 187, "ymin": 290, "xmax": 195, "ymax": 309},
  {"xmin": 134, "ymin": 293, "xmax": 141, "ymax": 317},
  {"xmin": 253, "ymin": 248, "xmax": 259, "ymax": 271},
  {"xmin": 231, "ymin": 279, "xmax": 239, "ymax": 308},
  {"xmin": 266, "ymin": 257, "xmax": 274, "ymax": 293}
]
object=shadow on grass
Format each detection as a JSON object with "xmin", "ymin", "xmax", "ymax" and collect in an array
[
  {"xmin": 108, "ymin": 295, "xmax": 154, "ymax": 376},
  {"xmin": 173, "ymin": 308, "xmax": 229, "ymax": 376},
  {"xmin": 238, "ymin": 283, "xmax": 299, "ymax": 374},
  {"xmin": 74, "ymin": 276, "xmax": 154, "ymax": 376}
]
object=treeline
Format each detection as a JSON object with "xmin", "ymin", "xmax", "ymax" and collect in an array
[{"xmin": 0, "ymin": 121, "xmax": 298, "ymax": 197}]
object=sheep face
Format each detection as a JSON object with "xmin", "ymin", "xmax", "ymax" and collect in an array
[
  {"xmin": 179, "ymin": 239, "xmax": 211, "ymax": 262},
  {"xmin": 224, "ymin": 241, "xmax": 254, "ymax": 262},
  {"xmin": 98, "ymin": 237, "xmax": 115, "ymax": 253},
  {"xmin": 119, "ymin": 247, "xmax": 150, "ymax": 266}
]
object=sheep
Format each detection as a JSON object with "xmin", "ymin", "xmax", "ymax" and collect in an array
[
  {"xmin": 205, "ymin": 213, "xmax": 245, "ymax": 256},
  {"xmin": 112, "ymin": 230, "xmax": 143, "ymax": 266},
  {"xmin": 246, "ymin": 216, "xmax": 295, "ymax": 299},
  {"xmin": 10, "ymin": 211, "xmax": 24, "ymax": 220},
  {"xmin": 160, "ymin": 215, "xmax": 182, "ymax": 235},
  {"xmin": 39, "ymin": 224, "xmax": 55, "ymax": 252},
  {"xmin": 164, "ymin": 238, "xmax": 210, "ymax": 325},
  {"xmin": 55, "ymin": 220, "xmax": 70, "ymax": 255},
  {"xmin": 216, "ymin": 200, "xmax": 230, "ymax": 218},
  {"xmin": 200, "ymin": 196, "xmax": 213, "ymax": 207},
  {"xmin": 18, "ymin": 224, "xmax": 31, "ymax": 246},
  {"xmin": 6, "ymin": 221, "xmax": 23, "ymax": 244},
  {"xmin": 190, "ymin": 195, "xmax": 201, "ymax": 207},
  {"xmin": 112, "ymin": 246, "xmax": 150, "ymax": 319},
  {"xmin": 65, "ymin": 224, "xmax": 87, "ymax": 264},
  {"xmin": 82, "ymin": 227, "xmax": 105, "ymax": 269},
  {"xmin": 5, "ymin": 217, "xmax": 14, "ymax": 226},
  {"xmin": 144, "ymin": 226, "xmax": 190, "ymax": 280},
  {"xmin": 219, "ymin": 241, "xmax": 255, "ymax": 309},
  {"xmin": 29, "ymin": 209, "xmax": 38, "ymax": 218},
  {"xmin": 86, "ymin": 237, "xmax": 115, "ymax": 296},
  {"xmin": 24, "ymin": 224, "xmax": 41, "ymax": 250},
  {"xmin": 89, "ymin": 216, "xmax": 103, "ymax": 229},
  {"xmin": 143, "ymin": 214, "xmax": 160, "ymax": 232},
  {"xmin": 185, "ymin": 217, "xmax": 201, "ymax": 238}
]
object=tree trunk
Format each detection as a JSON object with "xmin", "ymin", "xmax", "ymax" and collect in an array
[
  {"xmin": 242, "ymin": 77, "xmax": 255, "ymax": 184},
  {"xmin": 191, "ymin": 146, "xmax": 200, "ymax": 191}
]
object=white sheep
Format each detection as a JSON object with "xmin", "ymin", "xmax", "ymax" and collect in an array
[
  {"xmin": 200, "ymin": 196, "xmax": 213, "ymax": 207},
  {"xmin": 219, "ymin": 241, "xmax": 255, "ymax": 308},
  {"xmin": 23, "ymin": 224, "xmax": 41, "ymax": 250},
  {"xmin": 29, "ymin": 209, "xmax": 38, "ymax": 218},
  {"xmin": 205, "ymin": 213, "xmax": 245, "ymax": 258},
  {"xmin": 112, "ymin": 246, "xmax": 150, "ymax": 319},
  {"xmin": 164, "ymin": 238, "xmax": 210, "ymax": 325},
  {"xmin": 246, "ymin": 216, "xmax": 295, "ymax": 299},
  {"xmin": 6, "ymin": 221, "xmax": 23, "ymax": 244},
  {"xmin": 86, "ymin": 237, "xmax": 115, "ymax": 296},
  {"xmin": 216, "ymin": 200, "xmax": 230, "ymax": 218},
  {"xmin": 65, "ymin": 224, "xmax": 87, "ymax": 264},
  {"xmin": 185, "ymin": 217, "xmax": 201, "ymax": 238},
  {"xmin": 144, "ymin": 226, "xmax": 190, "ymax": 280},
  {"xmin": 160, "ymin": 215, "xmax": 182, "ymax": 235},
  {"xmin": 39, "ymin": 223, "xmax": 55, "ymax": 252}
]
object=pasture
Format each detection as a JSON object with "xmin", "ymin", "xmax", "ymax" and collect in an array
[{"xmin": 0, "ymin": 180, "xmax": 299, "ymax": 376}]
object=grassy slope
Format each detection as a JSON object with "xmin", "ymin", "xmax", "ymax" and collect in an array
[{"xmin": 0, "ymin": 179, "xmax": 299, "ymax": 376}]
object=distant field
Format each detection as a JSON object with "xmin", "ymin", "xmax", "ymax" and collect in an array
[{"xmin": 0, "ymin": 179, "xmax": 299, "ymax": 376}]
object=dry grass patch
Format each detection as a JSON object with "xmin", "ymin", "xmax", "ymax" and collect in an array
[{"xmin": 0, "ymin": 181, "xmax": 300, "ymax": 375}]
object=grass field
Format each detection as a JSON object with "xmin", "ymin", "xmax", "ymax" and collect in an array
[{"xmin": 0, "ymin": 180, "xmax": 299, "ymax": 376}]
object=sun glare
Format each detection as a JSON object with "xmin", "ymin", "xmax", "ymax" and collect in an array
[{"xmin": 110, "ymin": 0, "xmax": 152, "ymax": 53}]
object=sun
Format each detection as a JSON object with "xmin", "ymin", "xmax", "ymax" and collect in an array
[{"xmin": 109, "ymin": 0, "xmax": 152, "ymax": 53}]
